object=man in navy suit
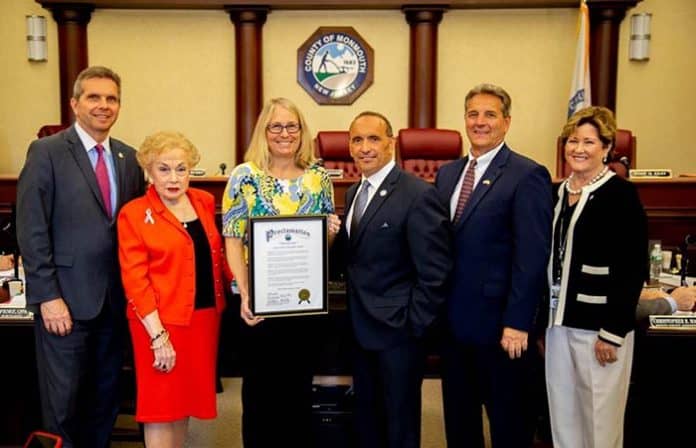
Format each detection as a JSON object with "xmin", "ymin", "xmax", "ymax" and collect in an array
[
  {"xmin": 17, "ymin": 66, "xmax": 144, "ymax": 448},
  {"xmin": 343, "ymin": 111, "xmax": 451, "ymax": 448},
  {"xmin": 435, "ymin": 84, "xmax": 553, "ymax": 448}
]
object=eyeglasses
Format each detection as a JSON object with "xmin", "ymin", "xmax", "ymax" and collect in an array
[{"xmin": 266, "ymin": 122, "xmax": 301, "ymax": 134}]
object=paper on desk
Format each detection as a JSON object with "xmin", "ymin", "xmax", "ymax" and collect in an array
[
  {"xmin": 659, "ymin": 273, "xmax": 696, "ymax": 288},
  {"xmin": 0, "ymin": 268, "xmax": 26, "ymax": 308}
]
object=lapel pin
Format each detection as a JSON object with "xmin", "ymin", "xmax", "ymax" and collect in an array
[
  {"xmin": 379, "ymin": 189, "xmax": 387, "ymax": 197},
  {"xmin": 482, "ymin": 179, "xmax": 491, "ymax": 185},
  {"xmin": 144, "ymin": 208, "xmax": 155, "ymax": 224},
  {"xmin": 118, "ymin": 152, "xmax": 124, "ymax": 159}
]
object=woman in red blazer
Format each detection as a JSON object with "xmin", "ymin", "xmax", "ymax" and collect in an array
[{"xmin": 118, "ymin": 131, "xmax": 230, "ymax": 448}]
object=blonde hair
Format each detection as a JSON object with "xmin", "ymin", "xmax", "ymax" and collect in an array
[
  {"xmin": 137, "ymin": 131, "xmax": 201, "ymax": 170},
  {"xmin": 561, "ymin": 106, "xmax": 616, "ymax": 159},
  {"xmin": 244, "ymin": 98, "xmax": 315, "ymax": 171}
]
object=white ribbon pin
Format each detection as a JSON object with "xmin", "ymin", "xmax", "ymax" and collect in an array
[{"xmin": 144, "ymin": 208, "xmax": 155, "ymax": 224}]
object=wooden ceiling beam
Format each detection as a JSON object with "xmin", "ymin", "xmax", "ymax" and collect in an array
[{"xmin": 36, "ymin": 0, "xmax": 580, "ymax": 11}]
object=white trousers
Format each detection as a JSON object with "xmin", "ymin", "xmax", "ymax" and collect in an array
[{"xmin": 545, "ymin": 326, "xmax": 634, "ymax": 448}]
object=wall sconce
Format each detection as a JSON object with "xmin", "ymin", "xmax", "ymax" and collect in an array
[
  {"xmin": 26, "ymin": 15, "xmax": 47, "ymax": 62},
  {"xmin": 629, "ymin": 13, "xmax": 651, "ymax": 62}
]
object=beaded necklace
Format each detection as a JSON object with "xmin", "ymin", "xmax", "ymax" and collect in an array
[{"xmin": 565, "ymin": 165, "xmax": 609, "ymax": 195}]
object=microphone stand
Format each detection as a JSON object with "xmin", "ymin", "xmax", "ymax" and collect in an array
[
  {"xmin": 12, "ymin": 247, "xmax": 19, "ymax": 281},
  {"xmin": 681, "ymin": 234, "xmax": 694, "ymax": 286},
  {"xmin": 2, "ymin": 204, "xmax": 20, "ymax": 281}
]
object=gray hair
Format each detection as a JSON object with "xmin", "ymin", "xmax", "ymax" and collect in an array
[
  {"xmin": 72, "ymin": 66, "xmax": 121, "ymax": 100},
  {"xmin": 465, "ymin": 83, "xmax": 512, "ymax": 118}
]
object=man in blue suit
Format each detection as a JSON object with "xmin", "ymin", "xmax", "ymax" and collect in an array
[
  {"xmin": 17, "ymin": 66, "xmax": 145, "ymax": 448},
  {"xmin": 435, "ymin": 84, "xmax": 553, "ymax": 448},
  {"xmin": 343, "ymin": 111, "xmax": 451, "ymax": 448}
]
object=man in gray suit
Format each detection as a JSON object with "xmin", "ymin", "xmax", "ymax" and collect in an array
[{"xmin": 17, "ymin": 66, "xmax": 145, "ymax": 448}]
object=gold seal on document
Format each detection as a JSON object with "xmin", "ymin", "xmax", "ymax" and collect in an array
[{"xmin": 298, "ymin": 289, "xmax": 311, "ymax": 304}]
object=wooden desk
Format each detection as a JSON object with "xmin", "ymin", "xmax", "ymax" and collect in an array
[
  {"xmin": 630, "ymin": 177, "xmax": 696, "ymax": 248},
  {"xmin": 625, "ymin": 325, "xmax": 696, "ymax": 447},
  {"xmin": 0, "ymin": 176, "xmax": 18, "ymax": 216},
  {"xmin": 2, "ymin": 175, "xmax": 694, "ymax": 270},
  {"xmin": 1, "ymin": 174, "xmax": 694, "ymax": 445},
  {"xmin": 0, "ymin": 319, "xmax": 41, "ymax": 446},
  {"xmin": 2, "ymin": 174, "xmax": 695, "ymax": 215},
  {"xmin": 188, "ymin": 176, "xmax": 696, "ymax": 242}
]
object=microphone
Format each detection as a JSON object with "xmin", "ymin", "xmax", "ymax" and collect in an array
[
  {"xmin": 219, "ymin": 163, "xmax": 227, "ymax": 176},
  {"xmin": 618, "ymin": 156, "xmax": 630, "ymax": 169}
]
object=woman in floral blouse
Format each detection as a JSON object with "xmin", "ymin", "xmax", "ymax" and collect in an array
[{"xmin": 222, "ymin": 97, "xmax": 340, "ymax": 447}]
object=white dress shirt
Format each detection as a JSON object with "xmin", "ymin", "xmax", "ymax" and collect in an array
[
  {"xmin": 449, "ymin": 142, "xmax": 504, "ymax": 220},
  {"xmin": 347, "ymin": 160, "xmax": 395, "ymax": 236}
]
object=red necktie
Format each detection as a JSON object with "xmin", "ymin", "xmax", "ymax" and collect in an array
[
  {"xmin": 453, "ymin": 158, "xmax": 477, "ymax": 222},
  {"xmin": 94, "ymin": 144, "xmax": 112, "ymax": 218}
]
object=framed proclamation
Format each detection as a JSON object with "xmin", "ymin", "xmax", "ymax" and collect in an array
[{"xmin": 249, "ymin": 215, "xmax": 329, "ymax": 317}]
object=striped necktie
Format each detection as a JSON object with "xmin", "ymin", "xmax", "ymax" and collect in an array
[{"xmin": 453, "ymin": 158, "xmax": 477, "ymax": 222}]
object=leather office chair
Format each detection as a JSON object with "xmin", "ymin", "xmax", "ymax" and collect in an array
[
  {"xmin": 315, "ymin": 131, "xmax": 361, "ymax": 180},
  {"xmin": 37, "ymin": 124, "xmax": 68, "ymax": 138},
  {"xmin": 556, "ymin": 128, "xmax": 636, "ymax": 179},
  {"xmin": 397, "ymin": 128, "xmax": 462, "ymax": 181}
]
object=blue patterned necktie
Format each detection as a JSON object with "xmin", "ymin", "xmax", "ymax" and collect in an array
[{"xmin": 350, "ymin": 180, "xmax": 370, "ymax": 236}]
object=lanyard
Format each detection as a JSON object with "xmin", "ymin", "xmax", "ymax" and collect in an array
[{"xmin": 554, "ymin": 194, "xmax": 575, "ymax": 284}]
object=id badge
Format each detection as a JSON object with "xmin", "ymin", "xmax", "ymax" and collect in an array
[{"xmin": 550, "ymin": 283, "xmax": 560, "ymax": 310}]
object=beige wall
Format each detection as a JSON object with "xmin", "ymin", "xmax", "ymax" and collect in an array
[
  {"xmin": 0, "ymin": 0, "xmax": 60, "ymax": 174},
  {"xmin": 2, "ymin": 0, "xmax": 695, "ymax": 175},
  {"xmin": 90, "ymin": 9, "xmax": 235, "ymax": 176},
  {"xmin": 265, "ymin": 11, "xmax": 409, "ymax": 141},
  {"xmin": 0, "ymin": 4, "xmax": 235, "ymax": 176},
  {"xmin": 439, "ymin": 8, "xmax": 576, "ymax": 170},
  {"xmin": 616, "ymin": 0, "xmax": 696, "ymax": 172}
]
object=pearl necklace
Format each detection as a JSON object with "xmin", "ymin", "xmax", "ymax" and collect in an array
[{"xmin": 565, "ymin": 166, "xmax": 609, "ymax": 195}]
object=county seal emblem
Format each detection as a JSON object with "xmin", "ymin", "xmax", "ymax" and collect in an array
[{"xmin": 297, "ymin": 27, "xmax": 374, "ymax": 105}]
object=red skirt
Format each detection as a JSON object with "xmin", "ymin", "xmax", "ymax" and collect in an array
[{"xmin": 129, "ymin": 308, "xmax": 220, "ymax": 422}]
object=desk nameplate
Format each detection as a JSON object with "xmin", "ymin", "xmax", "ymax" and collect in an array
[{"xmin": 649, "ymin": 314, "xmax": 696, "ymax": 329}]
